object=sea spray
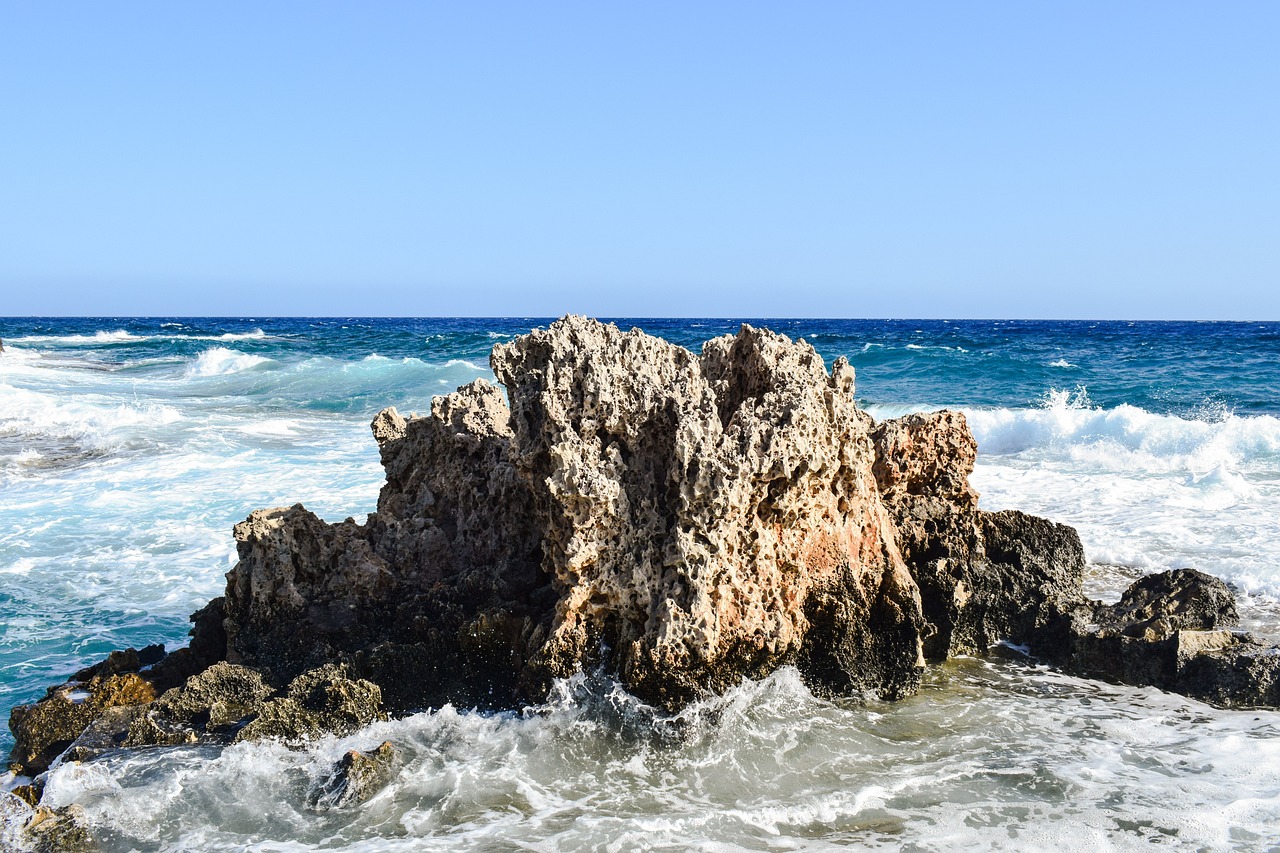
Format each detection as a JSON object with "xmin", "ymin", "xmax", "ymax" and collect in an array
[{"xmin": 24, "ymin": 664, "xmax": 1280, "ymax": 852}]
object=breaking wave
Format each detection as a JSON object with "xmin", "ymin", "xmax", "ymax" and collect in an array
[
  {"xmin": 965, "ymin": 387, "xmax": 1280, "ymax": 476},
  {"xmin": 16, "ymin": 664, "xmax": 1280, "ymax": 852},
  {"xmin": 184, "ymin": 348, "xmax": 271, "ymax": 378}
]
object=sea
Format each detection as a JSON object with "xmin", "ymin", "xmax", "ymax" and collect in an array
[{"xmin": 2, "ymin": 317, "xmax": 1279, "ymax": 852}]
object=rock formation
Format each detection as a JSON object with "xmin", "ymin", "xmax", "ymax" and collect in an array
[{"xmin": 8, "ymin": 316, "xmax": 1280, "ymax": 813}]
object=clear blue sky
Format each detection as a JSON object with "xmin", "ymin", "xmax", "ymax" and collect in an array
[{"xmin": 2, "ymin": 2, "xmax": 1277, "ymax": 318}]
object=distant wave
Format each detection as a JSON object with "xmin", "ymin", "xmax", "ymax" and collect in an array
[
  {"xmin": 9, "ymin": 329, "xmax": 144, "ymax": 344},
  {"xmin": 11, "ymin": 328, "xmax": 269, "ymax": 346},
  {"xmin": 904, "ymin": 343, "xmax": 968, "ymax": 352},
  {"xmin": 0, "ymin": 383, "xmax": 183, "ymax": 455}
]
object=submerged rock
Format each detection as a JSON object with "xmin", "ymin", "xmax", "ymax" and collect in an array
[
  {"xmin": 308, "ymin": 741, "xmax": 398, "ymax": 809},
  {"xmin": 9, "ymin": 316, "xmax": 1280, "ymax": 777}
]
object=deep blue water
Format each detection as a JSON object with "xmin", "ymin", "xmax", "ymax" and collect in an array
[{"xmin": 5, "ymin": 317, "xmax": 1278, "ymax": 416}]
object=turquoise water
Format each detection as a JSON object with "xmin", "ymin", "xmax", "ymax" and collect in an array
[{"xmin": 3, "ymin": 317, "xmax": 1279, "ymax": 851}]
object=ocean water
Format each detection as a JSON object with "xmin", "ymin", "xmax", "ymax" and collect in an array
[{"xmin": 2, "ymin": 317, "xmax": 1279, "ymax": 852}]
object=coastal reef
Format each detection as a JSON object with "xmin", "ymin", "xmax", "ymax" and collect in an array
[{"xmin": 9, "ymin": 316, "xmax": 1280, "ymax": 807}]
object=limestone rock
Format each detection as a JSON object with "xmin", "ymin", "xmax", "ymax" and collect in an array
[
  {"xmin": 492, "ymin": 317, "xmax": 925, "ymax": 705},
  {"xmin": 223, "ymin": 379, "xmax": 551, "ymax": 711},
  {"xmin": 218, "ymin": 317, "xmax": 930, "ymax": 711}
]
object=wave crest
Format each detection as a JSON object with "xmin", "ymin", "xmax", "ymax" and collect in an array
[
  {"xmin": 966, "ymin": 392, "xmax": 1280, "ymax": 476},
  {"xmin": 185, "ymin": 348, "xmax": 271, "ymax": 378}
]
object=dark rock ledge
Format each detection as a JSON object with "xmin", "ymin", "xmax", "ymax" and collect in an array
[{"xmin": 7, "ymin": 317, "xmax": 1279, "ymax": 839}]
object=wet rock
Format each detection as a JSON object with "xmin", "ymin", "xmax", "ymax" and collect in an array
[
  {"xmin": 12, "ymin": 781, "xmax": 42, "ymax": 807},
  {"xmin": 234, "ymin": 665, "xmax": 385, "ymax": 743},
  {"xmin": 1174, "ymin": 639, "xmax": 1280, "ymax": 707},
  {"xmin": 23, "ymin": 804, "xmax": 95, "ymax": 853},
  {"xmin": 58, "ymin": 661, "xmax": 277, "ymax": 758},
  {"xmin": 60, "ymin": 705, "xmax": 155, "ymax": 764},
  {"xmin": 1094, "ymin": 568, "xmax": 1238, "ymax": 638},
  {"xmin": 308, "ymin": 741, "xmax": 398, "ymax": 809},
  {"xmin": 871, "ymin": 412, "xmax": 1088, "ymax": 662},
  {"xmin": 8, "ymin": 673, "xmax": 155, "ymax": 775},
  {"xmin": 151, "ymin": 661, "xmax": 273, "ymax": 733},
  {"xmin": 1051, "ymin": 568, "xmax": 1280, "ymax": 706},
  {"xmin": 978, "ymin": 509, "xmax": 1089, "ymax": 649},
  {"xmin": 70, "ymin": 645, "xmax": 165, "ymax": 682}
]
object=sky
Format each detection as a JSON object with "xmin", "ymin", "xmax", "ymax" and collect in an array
[{"xmin": 1, "ymin": 2, "xmax": 1277, "ymax": 319}]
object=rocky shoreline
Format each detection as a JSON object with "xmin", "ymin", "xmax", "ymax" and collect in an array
[{"xmin": 6, "ymin": 316, "xmax": 1280, "ymax": 847}]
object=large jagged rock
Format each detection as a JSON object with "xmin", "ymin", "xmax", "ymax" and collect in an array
[
  {"xmin": 11, "ymin": 316, "xmax": 1280, "ymax": 777},
  {"xmin": 217, "ymin": 317, "xmax": 930, "ymax": 710},
  {"xmin": 491, "ymin": 318, "xmax": 925, "ymax": 704}
]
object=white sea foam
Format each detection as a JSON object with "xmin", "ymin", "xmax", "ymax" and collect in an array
[
  {"xmin": 184, "ymin": 348, "xmax": 271, "ymax": 377},
  {"xmin": 213, "ymin": 329, "xmax": 266, "ymax": 341},
  {"xmin": 8, "ymin": 330, "xmax": 144, "ymax": 344},
  {"xmin": 31, "ymin": 664, "xmax": 1280, "ymax": 851},
  {"xmin": 236, "ymin": 419, "xmax": 302, "ymax": 437},
  {"xmin": 965, "ymin": 394, "xmax": 1280, "ymax": 597},
  {"xmin": 904, "ymin": 343, "xmax": 967, "ymax": 352},
  {"xmin": 965, "ymin": 394, "xmax": 1280, "ymax": 475},
  {"xmin": 1049, "ymin": 358, "xmax": 1075, "ymax": 367},
  {"xmin": 0, "ymin": 384, "xmax": 184, "ymax": 449},
  {"xmin": 11, "ymin": 328, "xmax": 269, "ymax": 347}
]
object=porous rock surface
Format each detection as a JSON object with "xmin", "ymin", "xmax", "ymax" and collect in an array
[
  {"xmin": 221, "ymin": 317, "xmax": 928, "ymax": 709},
  {"xmin": 8, "ymin": 316, "xmax": 1280, "ymax": 790}
]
